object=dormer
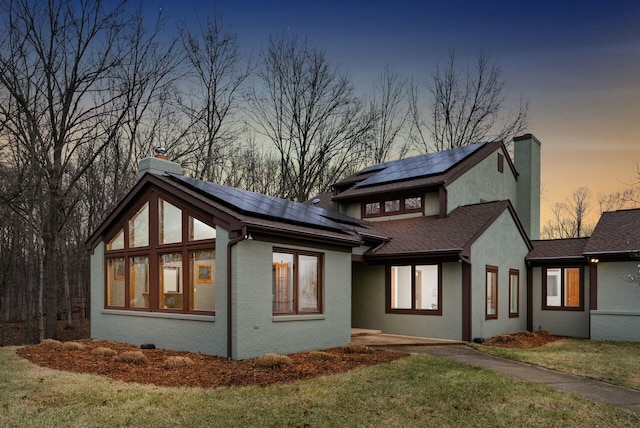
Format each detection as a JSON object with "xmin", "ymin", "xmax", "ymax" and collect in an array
[{"xmin": 330, "ymin": 136, "xmax": 541, "ymax": 238}]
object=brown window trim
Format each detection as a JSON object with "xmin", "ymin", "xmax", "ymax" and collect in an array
[
  {"xmin": 508, "ymin": 269, "xmax": 519, "ymax": 318},
  {"xmin": 542, "ymin": 266, "xmax": 584, "ymax": 311},
  {"xmin": 385, "ymin": 263, "xmax": 442, "ymax": 316},
  {"xmin": 104, "ymin": 190, "xmax": 216, "ymax": 316},
  {"xmin": 272, "ymin": 247, "xmax": 323, "ymax": 316},
  {"xmin": 362, "ymin": 195, "xmax": 424, "ymax": 218},
  {"xmin": 485, "ymin": 265, "xmax": 498, "ymax": 320}
]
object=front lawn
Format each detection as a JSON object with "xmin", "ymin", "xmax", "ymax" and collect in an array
[
  {"xmin": 476, "ymin": 338, "xmax": 640, "ymax": 390},
  {"xmin": 1, "ymin": 346, "xmax": 638, "ymax": 427}
]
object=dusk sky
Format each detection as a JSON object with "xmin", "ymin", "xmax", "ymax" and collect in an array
[{"xmin": 155, "ymin": 0, "xmax": 640, "ymax": 226}]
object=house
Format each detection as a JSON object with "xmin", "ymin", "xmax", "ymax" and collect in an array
[{"xmin": 87, "ymin": 134, "xmax": 640, "ymax": 359}]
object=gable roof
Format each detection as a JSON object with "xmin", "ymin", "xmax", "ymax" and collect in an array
[
  {"xmin": 332, "ymin": 141, "xmax": 517, "ymax": 201},
  {"xmin": 167, "ymin": 174, "xmax": 365, "ymax": 233},
  {"xmin": 583, "ymin": 208, "xmax": 640, "ymax": 257},
  {"xmin": 527, "ymin": 238, "xmax": 589, "ymax": 264},
  {"xmin": 87, "ymin": 173, "xmax": 366, "ymax": 252},
  {"xmin": 364, "ymin": 200, "xmax": 531, "ymax": 260}
]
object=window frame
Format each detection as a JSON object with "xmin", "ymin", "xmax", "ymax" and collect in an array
[
  {"xmin": 542, "ymin": 266, "xmax": 584, "ymax": 311},
  {"xmin": 508, "ymin": 269, "xmax": 519, "ymax": 318},
  {"xmin": 103, "ymin": 191, "xmax": 216, "ymax": 315},
  {"xmin": 385, "ymin": 262, "xmax": 442, "ymax": 315},
  {"xmin": 485, "ymin": 265, "xmax": 498, "ymax": 320},
  {"xmin": 363, "ymin": 195, "xmax": 424, "ymax": 218},
  {"xmin": 272, "ymin": 247, "xmax": 324, "ymax": 316}
]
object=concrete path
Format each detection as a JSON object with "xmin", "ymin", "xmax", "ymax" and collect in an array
[{"xmin": 384, "ymin": 344, "xmax": 640, "ymax": 415}]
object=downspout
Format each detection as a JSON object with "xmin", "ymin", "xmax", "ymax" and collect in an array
[{"xmin": 226, "ymin": 226, "xmax": 247, "ymax": 360}]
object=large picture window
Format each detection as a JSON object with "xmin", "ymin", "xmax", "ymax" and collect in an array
[
  {"xmin": 272, "ymin": 249, "xmax": 322, "ymax": 315},
  {"xmin": 386, "ymin": 263, "xmax": 441, "ymax": 315},
  {"xmin": 105, "ymin": 194, "xmax": 216, "ymax": 314},
  {"xmin": 486, "ymin": 266, "xmax": 498, "ymax": 320},
  {"xmin": 543, "ymin": 267, "xmax": 583, "ymax": 310}
]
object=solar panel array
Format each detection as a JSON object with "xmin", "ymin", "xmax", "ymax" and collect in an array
[
  {"xmin": 354, "ymin": 143, "xmax": 485, "ymax": 188},
  {"xmin": 167, "ymin": 174, "xmax": 365, "ymax": 232}
]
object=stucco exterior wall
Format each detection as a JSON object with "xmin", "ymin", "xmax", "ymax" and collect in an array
[
  {"xmin": 591, "ymin": 261, "xmax": 640, "ymax": 341},
  {"xmin": 469, "ymin": 210, "xmax": 529, "ymax": 339},
  {"xmin": 231, "ymin": 239, "xmax": 352, "ymax": 360},
  {"xmin": 530, "ymin": 266, "xmax": 590, "ymax": 338},
  {"xmin": 90, "ymin": 228, "xmax": 229, "ymax": 356},
  {"xmin": 446, "ymin": 151, "xmax": 517, "ymax": 214},
  {"xmin": 351, "ymin": 262, "xmax": 463, "ymax": 340}
]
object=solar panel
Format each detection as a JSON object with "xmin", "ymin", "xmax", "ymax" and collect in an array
[
  {"xmin": 354, "ymin": 143, "xmax": 485, "ymax": 188},
  {"xmin": 166, "ymin": 174, "xmax": 365, "ymax": 232}
]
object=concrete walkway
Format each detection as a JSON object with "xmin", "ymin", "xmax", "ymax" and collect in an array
[{"xmin": 351, "ymin": 331, "xmax": 640, "ymax": 415}]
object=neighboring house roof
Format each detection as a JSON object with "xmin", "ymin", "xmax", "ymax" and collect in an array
[
  {"xmin": 527, "ymin": 238, "xmax": 589, "ymax": 264},
  {"xmin": 364, "ymin": 200, "xmax": 531, "ymax": 260},
  {"xmin": 332, "ymin": 141, "xmax": 517, "ymax": 201},
  {"xmin": 583, "ymin": 208, "xmax": 640, "ymax": 257}
]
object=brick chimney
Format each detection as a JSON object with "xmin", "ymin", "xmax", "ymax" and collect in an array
[
  {"xmin": 138, "ymin": 147, "xmax": 182, "ymax": 178},
  {"xmin": 513, "ymin": 134, "xmax": 541, "ymax": 240}
]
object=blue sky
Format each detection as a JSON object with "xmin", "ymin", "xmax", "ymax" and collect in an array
[{"xmin": 154, "ymin": 0, "xmax": 640, "ymax": 221}]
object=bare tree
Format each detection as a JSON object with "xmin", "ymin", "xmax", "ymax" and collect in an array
[
  {"xmin": 542, "ymin": 187, "xmax": 594, "ymax": 239},
  {"xmin": 410, "ymin": 50, "xmax": 529, "ymax": 152},
  {"xmin": 0, "ymin": 0, "xmax": 177, "ymax": 338},
  {"xmin": 245, "ymin": 34, "xmax": 375, "ymax": 202},
  {"xmin": 178, "ymin": 14, "xmax": 251, "ymax": 183},
  {"xmin": 366, "ymin": 67, "xmax": 410, "ymax": 164},
  {"xmin": 599, "ymin": 163, "xmax": 640, "ymax": 212}
]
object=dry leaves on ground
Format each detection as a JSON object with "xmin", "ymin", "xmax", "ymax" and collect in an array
[
  {"xmin": 16, "ymin": 340, "xmax": 407, "ymax": 388},
  {"xmin": 482, "ymin": 330, "xmax": 563, "ymax": 348}
]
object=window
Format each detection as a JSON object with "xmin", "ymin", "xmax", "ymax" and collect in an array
[
  {"xmin": 498, "ymin": 153, "xmax": 504, "ymax": 173},
  {"xmin": 105, "ymin": 195, "xmax": 216, "ymax": 314},
  {"xmin": 486, "ymin": 266, "xmax": 498, "ymax": 319},
  {"xmin": 386, "ymin": 264, "xmax": 441, "ymax": 315},
  {"xmin": 363, "ymin": 196, "xmax": 423, "ymax": 218},
  {"xmin": 272, "ymin": 249, "xmax": 322, "ymax": 315},
  {"xmin": 385, "ymin": 199, "xmax": 400, "ymax": 213},
  {"xmin": 509, "ymin": 269, "xmax": 519, "ymax": 317},
  {"xmin": 543, "ymin": 267, "xmax": 583, "ymax": 310},
  {"xmin": 364, "ymin": 202, "xmax": 381, "ymax": 216}
]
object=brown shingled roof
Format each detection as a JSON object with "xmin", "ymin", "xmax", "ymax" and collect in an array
[
  {"xmin": 584, "ymin": 208, "xmax": 640, "ymax": 256},
  {"xmin": 365, "ymin": 200, "xmax": 527, "ymax": 259},
  {"xmin": 527, "ymin": 238, "xmax": 589, "ymax": 262}
]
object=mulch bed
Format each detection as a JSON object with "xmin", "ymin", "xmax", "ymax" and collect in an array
[
  {"xmin": 16, "ymin": 340, "xmax": 407, "ymax": 388},
  {"xmin": 482, "ymin": 330, "xmax": 563, "ymax": 348}
]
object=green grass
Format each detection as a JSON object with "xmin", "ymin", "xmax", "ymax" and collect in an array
[
  {"xmin": 475, "ymin": 338, "xmax": 640, "ymax": 390},
  {"xmin": 1, "ymin": 347, "xmax": 638, "ymax": 427}
]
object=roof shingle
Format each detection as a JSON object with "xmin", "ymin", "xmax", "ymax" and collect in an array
[{"xmin": 583, "ymin": 208, "xmax": 640, "ymax": 255}]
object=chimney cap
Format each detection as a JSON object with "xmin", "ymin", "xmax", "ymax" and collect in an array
[{"xmin": 154, "ymin": 146, "xmax": 167, "ymax": 156}]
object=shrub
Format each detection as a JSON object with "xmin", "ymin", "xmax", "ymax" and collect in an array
[
  {"xmin": 342, "ymin": 344, "xmax": 374, "ymax": 354},
  {"xmin": 163, "ymin": 356, "xmax": 195, "ymax": 369},
  {"xmin": 308, "ymin": 351, "xmax": 340, "ymax": 361},
  {"xmin": 92, "ymin": 347, "xmax": 117, "ymax": 357},
  {"xmin": 62, "ymin": 341, "xmax": 85, "ymax": 351},
  {"xmin": 116, "ymin": 351, "xmax": 149, "ymax": 365},
  {"xmin": 254, "ymin": 353, "xmax": 293, "ymax": 369},
  {"xmin": 41, "ymin": 339, "xmax": 63, "ymax": 350}
]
